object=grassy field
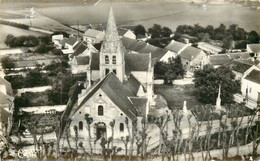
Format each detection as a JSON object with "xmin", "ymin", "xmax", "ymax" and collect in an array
[
  {"xmin": 0, "ymin": 24, "xmax": 44, "ymax": 48},
  {"xmin": 32, "ymin": 1, "xmax": 260, "ymax": 33},
  {"xmin": 154, "ymin": 84, "xmax": 203, "ymax": 110}
]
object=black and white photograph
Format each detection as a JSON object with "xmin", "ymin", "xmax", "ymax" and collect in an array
[{"xmin": 0, "ymin": 0, "xmax": 259, "ymax": 160}]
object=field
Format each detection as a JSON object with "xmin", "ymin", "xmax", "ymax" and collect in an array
[
  {"xmin": 33, "ymin": 1, "xmax": 260, "ymax": 33},
  {"xmin": 0, "ymin": 24, "xmax": 44, "ymax": 48},
  {"xmin": 154, "ymin": 84, "xmax": 203, "ymax": 110}
]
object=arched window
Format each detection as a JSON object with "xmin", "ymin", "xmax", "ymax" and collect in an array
[
  {"xmin": 105, "ymin": 69, "xmax": 110, "ymax": 75},
  {"xmin": 79, "ymin": 121, "xmax": 83, "ymax": 130},
  {"xmin": 98, "ymin": 105, "xmax": 103, "ymax": 116},
  {"xmin": 105, "ymin": 55, "xmax": 109, "ymax": 64},
  {"xmin": 112, "ymin": 56, "xmax": 116, "ymax": 64},
  {"xmin": 120, "ymin": 123, "xmax": 124, "ymax": 132}
]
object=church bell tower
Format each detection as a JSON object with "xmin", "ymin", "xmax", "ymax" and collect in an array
[{"xmin": 100, "ymin": 6, "xmax": 125, "ymax": 82}]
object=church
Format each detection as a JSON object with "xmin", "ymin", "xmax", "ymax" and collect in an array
[{"xmin": 60, "ymin": 7, "xmax": 155, "ymax": 145}]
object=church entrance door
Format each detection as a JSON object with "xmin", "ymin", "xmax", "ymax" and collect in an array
[{"xmin": 96, "ymin": 123, "xmax": 106, "ymax": 140}]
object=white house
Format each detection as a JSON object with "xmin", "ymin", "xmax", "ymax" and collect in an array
[
  {"xmin": 52, "ymin": 34, "xmax": 64, "ymax": 49},
  {"xmin": 240, "ymin": 67, "xmax": 260, "ymax": 109},
  {"xmin": 118, "ymin": 28, "xmax": 136, "ymax": 39},
  {"xmin": 165, "ymin": 40, "xmax": 189, "ymax": 56},
  {"xmin": 83, "ymin": 29, "xmax": 105, "ymax": 44},
  {"xmin": 61, "ymin": 36, "xmax": 79, "ymax": 54},
  {"xmin": 0, "ymin": 77, "xmax": 14, "ymax": 136},
  {"xmin": 71, "ymin": 56, "xmax": 90, "ymax": 74},
  {"xmin": 179, "ymin": 46, "xmax": 208, "ymax": 72}
]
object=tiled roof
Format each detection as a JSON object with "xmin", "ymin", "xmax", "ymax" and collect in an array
[
  {"xmin": 165, "ymin": 40, "xmax": 187, "ymax": 53},
  {"xmin": 66, "ymin": 36, "xmax": 78, "ymax": 46},
  {"xmin": 129, "ymin": 97, "xmax": 147, "ymax": 116},
  {"xmin": 84, "ymin": 29, "xmax": 103, "ymax": 38},
  {"xmin": 75, "ymin": 73, "xmax": 138, "ymax": 120},
  {"xmin": 0, "ymin": 77, "xmax": 13, "ymax": 96},
  {"xmin": 125, "ymin": 74, "xmax": 141, "ymax": 96},
  {"xmin": 231, "ymin": 60, "xmax": 252, "ymax": 73},
  {"xmin": 245, "ymin": 69, "xmax": 260, "ymax": 84},
  {"xmin": 73, "ymin": 42, "xmax": 89, "ymax": 57},
  {"xmin": 121, "ymin": 37, "xmax": 167, "ymax": 64},
  {"xmin": 209, "ymin": 54, "xmax": 231, "ymax": 66},
  {"xmin": 125, "ymin": 53, "xmax": 149, "ymax": 72},
  {"xmin": 75, "ymin": 56, "xmax": 90, "ymax": 66},
  {"xmin": 247, "ymin": 44, "xmax": 260, "ymax": 53},
  {"xmin": 90, "ymin": 52, "xmax": 100, "ymax": 70},
  {"xmin": 179, "ymin": 46, "xmax": 203, "ymax": 61},
  {"xmin": 227, "ymin": 52, "xmax": 250, "ymax": 60}
]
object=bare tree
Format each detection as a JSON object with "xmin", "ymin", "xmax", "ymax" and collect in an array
[
  {"xmin": 121, "ymin": 136, "xmax": 130, "ymax": 156},
  {"xmin": 84, "ymin": 114, "xmax": 93, "ymax": 155},
  {"xmin": 128, "ymin": 118, "xmax": 137, "ymax": 159}
]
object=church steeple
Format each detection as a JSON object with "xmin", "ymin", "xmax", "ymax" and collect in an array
[
  {"xmin": 104, "ymin": 6, "xmax": 119, "ymax": 42},
  {"xmin": 100, "ymin": 6, "xmax": 125, "ymax": 82}
]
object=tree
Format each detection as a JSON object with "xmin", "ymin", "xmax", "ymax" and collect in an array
[
  {"xmin": 148, "ymin": 24, "xmax": 162, "ymax": 39},
  {"xmin": 193, "ymin": 65, "xmax": 240, "ymax": 104},
  {"xmin": 1, "ymin": 57, "xmax": 15, "ymax": 69},
  {"xmin": 24, "ymin": 69, "xmax": 49, "ymax": 87},
  {"xmin": 134, "ymin": 25, "xmax": 146, "ymax": 36},
  {"xmin": 161, "ymin": 27, "xmax": 172, "ymax": 38},
  {"xmin": 248, "ymin": 31, "xmax": 259, "ymax": 43}
]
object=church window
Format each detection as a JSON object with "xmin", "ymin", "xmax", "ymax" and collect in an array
[
  {"xmin": 112, "ymin": 56, "xmax": 116, "ymax": 64},
  {"xmin": 98, "ymin": 105, "xmax": 104, "ymax": 116},
  {"xmin": 249, "ymin": 87, "xmax": 252, "ymax": 93},
  {"xmin": 79, "ymin": 121, "xmax": 83, "ymax": 130},
  {"xmin": 120, "ymin": 123, "xmax": 124, "ymax": 132},
  {"xmin": 105, "ymin": 56, "xmax": 109, "ymax": 64},
  {"xmin": 105, "ymin": 69, "xmax": 110, "ymax": 75},
  {"xmin": 113, "ymin": 69, "xmax": 117, "ymax": 75}
]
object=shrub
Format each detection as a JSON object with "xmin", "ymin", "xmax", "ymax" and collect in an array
[{"xmin": 1, "ymin": 57, "xmax": 15, "ymax": 69}]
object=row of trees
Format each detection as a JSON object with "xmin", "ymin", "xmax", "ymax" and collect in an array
[
  {"xmin": 174, "ymin": 24, "xmax": 259, "ymax": 49},
  {"xmin": 9, "ymin": 104, "xmax": 258, "ymax": 161},
  {"xmin": 5, "ymin": 34, "xmax": 51, "ymax": 48}
]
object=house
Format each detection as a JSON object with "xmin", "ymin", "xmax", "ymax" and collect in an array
[
  {"xmin": 247, "ymin": 44, "xmax": 260, "ymax": 60},
  {"xmin": 0, "ymin": 76, "xmax": 14, "ymax": 136},
  {"xmin": 71, "ymin": 56, "xmax": 90, "ymax": 74},
  {"xmin": 234, "ymin": 67, "xmax": 260, "ymax": 109},
  {"xmin": 61, "ymin": 36, "xmax": 79, "ymax": 54},
  {"xmin": 165, "ymin": 40, "xmax": 189, "ymax": 56},
  {"xmin": 121, "ymin": 36, "xmax": 175, "ymax": 63},
  {"xmin": 208, "ymin": 54, "xmax": 231, "ymax": 68},
  {"xmin": 0, "ymin": 48, "xmax": 23, "ymax": 57},
  {"xmin": 60, "ymin": 7, "xmax": 154, "ymax": 147},
  {"xmin": 52, "ymin": 34, "xmax": 64, "ymax": 49},
  {"xmin": 118, "ymin": 28, "xmax": 136, "ymax": 39},
  {"xmin": 179, "ymin": 46, "xmax": 208, "ymax": 72},
  {"xmin": 197, "ymin": 42, "xmax": 222, "ymax": 55},
  {"xmin": 68, "ymin": 41, "xmax": 96, "ymax": 61},
  {"xmin": 231, "ymin": 59, "xmax": 259, "ymax": 81},
  {"xmin": 83, "ymin": 29, "xmax": 105, "ymax": 44}
]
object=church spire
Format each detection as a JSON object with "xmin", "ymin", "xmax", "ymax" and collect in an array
[{"xmin": 104, "ymin": 6, "xmax": 119, "ymax": 42}]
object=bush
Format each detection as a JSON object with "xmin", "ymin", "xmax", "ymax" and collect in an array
[
  {"xmin": 24, "ymin": 70, "xmax": 49, "ymax": 87},
  {"xmin": 1, "ymin": 57, "xmax": 15, "ymax": 69},
  {"xmin": 35, "ymin": 44, "xmax": 54, "ymax": 54},
  {"xmin": 5, "ymin": 75, "xmax": 24, "ymax": 89}
]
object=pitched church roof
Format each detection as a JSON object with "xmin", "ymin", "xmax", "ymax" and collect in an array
[{"xmin": 74, "ymin": 73, "xmax": 140, "ymax": 120}]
